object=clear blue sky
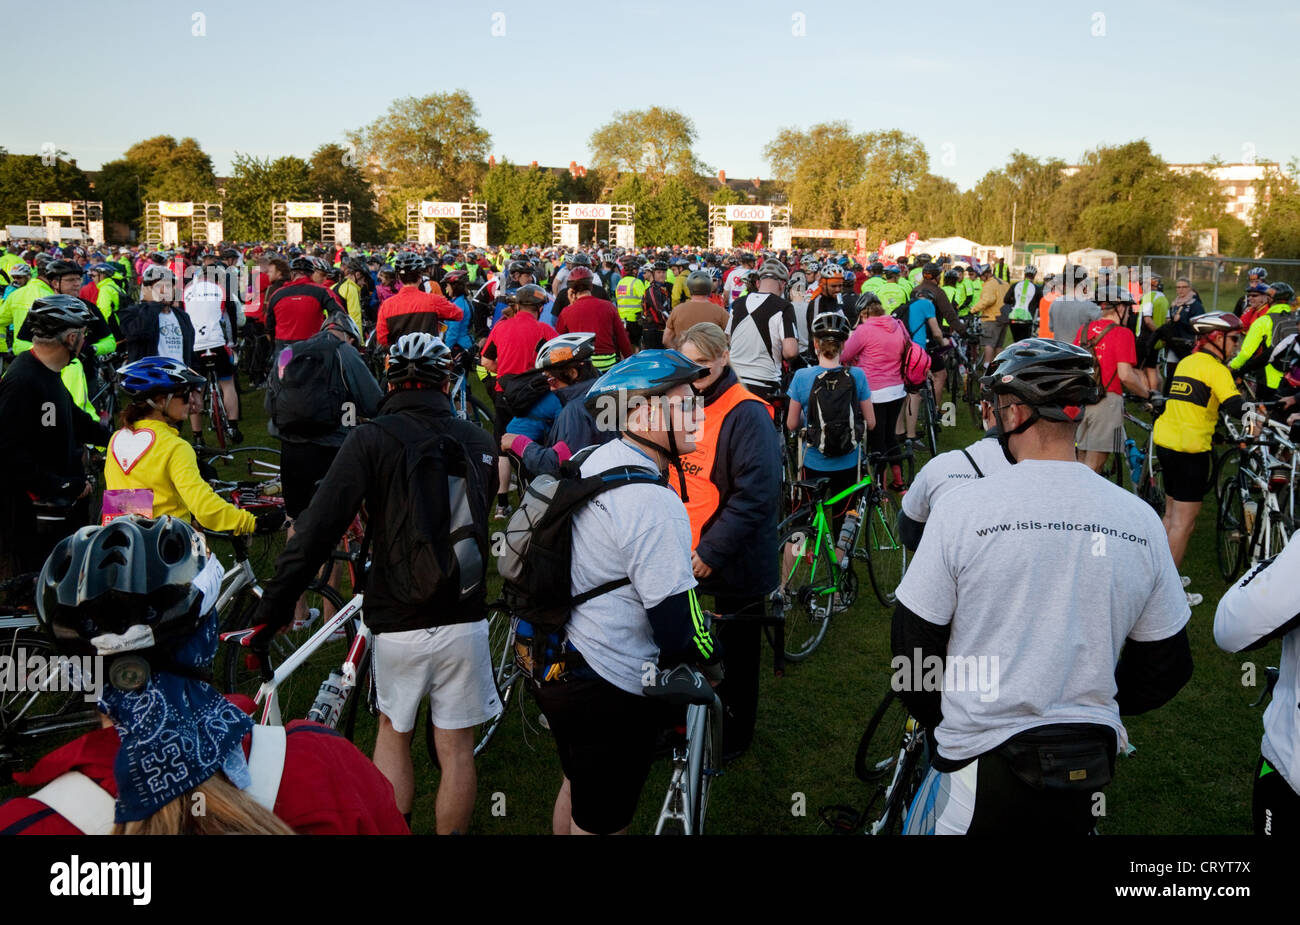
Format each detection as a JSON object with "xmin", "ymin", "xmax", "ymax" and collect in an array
[{"xmin": 16, "ymin": 0, "xmax": 1298, "ymax": 190}]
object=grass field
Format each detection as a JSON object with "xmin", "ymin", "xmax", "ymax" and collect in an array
[{"xmin": 2, "ymin": 368, "xmax": 1279, "ymax": 835}]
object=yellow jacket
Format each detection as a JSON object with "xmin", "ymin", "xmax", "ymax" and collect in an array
[
  {"xmin": 974, "ymin": 276, "xmax": 1011, "ymax": 322},
  {"xmin": 105, "ymin": 418, "xmax": 256, "ymax": 534},
  {"xmin": 336, "ymin": 278, "xmax": 363, "ymax": 331}
]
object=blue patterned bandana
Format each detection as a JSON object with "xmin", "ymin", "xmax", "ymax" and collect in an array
[{"xmin": 99, "ymin": 559, "xmax": 254, "ymax": 823}]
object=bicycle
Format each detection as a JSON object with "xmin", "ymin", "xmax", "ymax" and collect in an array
[
  {"xmin": 645, "ymin": 663, "xmax": 724, "ymax": 835},
  {"xmin": 1122, "ymin": 397, "xmax": 1165, "ymax": 516},
  {"xmin": 959, "ymin": 316, "xmax": 985, "ymax": 428},
  {"xmin": 1216, "ymin": 407, "xmax": 1297, "ymax": 582},
  {"xmin": 449, "ymin": 352, "xmax": 494, "ymax": 429},
  {"xmin": 197, "ymin": 354, "xmax": 239, "ymax": 450}
]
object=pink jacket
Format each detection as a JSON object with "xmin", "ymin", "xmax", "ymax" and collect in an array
[{"xmin": 842, "ymin": 315, "xmax": 907, "ymax": 392}]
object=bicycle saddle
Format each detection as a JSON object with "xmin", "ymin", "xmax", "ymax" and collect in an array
[{"xmin": 643, "ymin": 664, "xmax": 715, "ymax": 706}]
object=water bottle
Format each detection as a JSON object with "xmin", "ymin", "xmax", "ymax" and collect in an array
[
  {"xmin": 835, "ymin": 510, "xmax": 860, "ymax": 570},
  {"xmin": 1125, "ymin": 439, "xmax": 1142, "ymax": 488},
  {"xmin": 307, "ymin": 670, "xmax": 347, "ymax": 727}
]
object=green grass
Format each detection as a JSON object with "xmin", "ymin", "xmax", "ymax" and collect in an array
[{"xmin": 2, "ymin": 370, "xmax": 1278, "ymax": 835}]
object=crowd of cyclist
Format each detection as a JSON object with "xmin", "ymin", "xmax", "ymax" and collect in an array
[{"xmin": 0, "ymin": 230, "xmax": 1296, "ymax": 836}]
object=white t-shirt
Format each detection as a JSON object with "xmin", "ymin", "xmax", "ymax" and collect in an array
[
  {"xmin": 725, "ymin": 292, "xmax": 796, "ymax": 390},
  {"xmin": 156, "ymin": 309, "xmax": 185, "ymax": 361},
  {"xmin": 894, "ymin": 459, "xmax": 1189, "ymax": 761},
  {"xmin": 1215, "ymin": 540, "xmax": 1300, "ymax": 796},
  {"xmin": 184, "ymin": 278, "xmax": 228, "ymax": 351},
  {"xmin": 566, "ymin": 439, "xmax": 697, "ymax": 695},
  {"xmin": 900, "ymin": 434, "xmax": 1010, "ymax": 523}
]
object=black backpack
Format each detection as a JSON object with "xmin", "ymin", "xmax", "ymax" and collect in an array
[
  {"xmin": 805, "ymin": 367, "xmax": 863, "ymax": 457},
  {"xmin": 268, "ymin": 333, "xmax": 350, "ymax": 437},
  {"xmin": 1269, "ymin": 311, "xmax": 1298, "ymax": 370},
  {"xmin": 497, "ymin": 368, "xmax": 551, "ymax": 418},
  {"xmin": 498, "ymin": 451, "xmax": 664, "ymax": 643},
  {"xmin": 370, "ymin": 415, "xmax": 488, "ymax": 608}
]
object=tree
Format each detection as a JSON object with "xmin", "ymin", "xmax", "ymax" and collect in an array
[
  {"xmin": 0, "ymin": 151, "xmax": 90, "ymax": 226},
  {"xmin": 350, "ymin": 91, "xmax": 490, "ymax": 198},
  {"xmin": 639, "ymin": 177, "xmax": 706, "ymax": 247},
  {"xmin": 481, "ymin": 160, "xmax": 562, "ymax": 245},
  {"xmin": 132, "ymin": 136, "xmax": 219, "ymax": 203},
  {"xmin": 308, "ymin": 143, "xmax": 379, "ymax": 243},
  {"xmin": 223, "ymin": 153, "xmax": 311, "ymax": 241},
  {"xmin": 1253, "ymin": 169, "xmax": 1300, "ymax": 259},
  {"xmin": 93, "ymin": 159, "xmax": 146, "ymax": 235},
  {"xmin": 589, "ymin": 107, "xmax": 706, "ymax": 192},
  {"xmin": 1044, "ymin": 141, "xmax": 1179, "ymax": 254}
]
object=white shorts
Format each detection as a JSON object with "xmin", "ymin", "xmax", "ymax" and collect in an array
[
  {"xmin": 373, "ymin": 620, "xmax": 502, "ymax": 734},
  {"xmin": 903, "ymin": 762, "xmax": 978, "ymax": 835}
]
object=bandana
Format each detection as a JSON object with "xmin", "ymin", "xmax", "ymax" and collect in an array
[{"xmin": 98, "ymin": 556, "xmax": 254, "ymax": 823}]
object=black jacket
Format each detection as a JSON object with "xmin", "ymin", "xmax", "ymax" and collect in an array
[
  {"xmin": 117, "ymin": 302, "xmax": 195, "ymax": 365},
  {"xmin": 256, "ymin": 388, "xmax": 498, "ymax": 634},
  {"xmin": 694, "ymin": 368, "xmax": 782, "ymax": 596}
]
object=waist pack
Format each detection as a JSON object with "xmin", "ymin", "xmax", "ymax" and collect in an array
[{"xmin": 994, "ymin": 724, "xmax": 1116, "ymax": 792}]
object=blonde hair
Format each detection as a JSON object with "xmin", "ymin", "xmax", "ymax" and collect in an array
[
  {"xmin": 815, "ymin": 336, "xmax": 843, "ymax": 361},
  {"xmin": 678, "ymin": 322, "xmax": 729, "ymax": 361},
  {"xmin": 113, "ymin": 772, "xmax": 296, "ymax": 835}
]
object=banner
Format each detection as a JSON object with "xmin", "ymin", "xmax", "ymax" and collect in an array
[
  {"xmin": 158, "ymin": 201, "xmax": 194, "ymax": 218},
  {"xmin": 333, "ymin": 222, "xmax": 351, "ymax": 246},
  {"xmin": 724, "ymin": 204, "xmax": 772, "ymax": 223},
  {"xmin": 788, "ymin": 227, "xmax": 857, "ymax": 240},
  {"xmin": 162, "ymin": 220, "xmax": 180, "ymax": 247},
  {"xmin": 285, "ymin": 201, "xmax": 324, "ymax": 219},
  {"xmin": 417, "ymin": 223, "xmax": 437, "ymax": 245},
  {"xmin": 855, "ymin": 229, "xmax": 868, "ymax": 261},
  {"xmin": 420, "ymin": 201, "xmax": 462, "ymax": 219},
  {"xmin": 205, "ymin": 221, "xmax": 223, "ymax": 243},
  {"xmin": 39, "ymin": 202, "xmax": 72, "ymax": 217},
  {"xmin": 770, "ymin": 226, "xmax": 792, "ymax": 250},
  {"xmin": 568, "ymin": 203, "xmax": 611, "ymax": 221},
  {"xmin": 712, "ymin": 226, "xmax": 733, "ymax": 249},
  {"xmin": 559, "ymin": 223, "xmax": 580, "ymax": 247},
  {"xmin": 285, "ymin": 220, "xmax": 303, "ymax": 245},
  {"xmin": 615, "ymin": 224, "xmax": 635, "ymax": 249},
  {"xmin": 468, "ymin": 223, "xmax": 488, "ymax": 248},
  {"xmin": 87, "ymin": 220, "xmax": 104, "ymax": 243},
  {"xmin": 879, "ymin": 238, "xmax": 888, "ymax": 255},
  {"xmin": 45, "ymin": 220, "xmax": 62, "ymax": 242},
  {"xmin": 904, "ymin": 230, "xmax": 919, "ymax": 257}
]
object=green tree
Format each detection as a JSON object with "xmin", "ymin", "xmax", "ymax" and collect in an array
[
  {"xmin": 132, "ymin": 136, "xmax": 219, "ymax": 203},
  {"xmin": 481, "ymin": 160, "xmax": 562, "ymax": 245},
  {"xmin": 589, "ymin": 107, "xmax": 707, "ymax": 193},
  {"xmin": 639, "ymin": 177, "xmax": 706, "ymax": 247},
  {"xmin": 0, "ymin": 151, "xmax": 90, "ymax": 226},
  {"xmin": 223, "ymin": 153, "xmax": 311, "ymax": 241},
  {"xmin": 307, "ymin": 143, "xmax": 379, "ymax": 243},
  {"xmin": 350, "ymin": 91, "xmax": 490, "ymax": 198},
  {"xmin": 1253, "ymin": 169, "xmax": 1300, "ymax": 259},
  {"xmin": 1045, "ymin": 141, "xmax": 1178, "ymax": 254}
]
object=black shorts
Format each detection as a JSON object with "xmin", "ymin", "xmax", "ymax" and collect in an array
[
  {"xmin": 195, "ymin": 346, "xmax": 234, "ymax": 379},
  {"xmin": 1155, "ymin": 446, "xmax": 1210, "ymax": 502},
  {"xmin": 530, "ymin": 672, "xmax": 664, "ymax": 834},
  {"xmin": 493, "ymin": 390, "xmax": 511, "ymax": 444},
  {"xmin": 280, "ymin": 441, "xmax": 340, "ymax": 519}
]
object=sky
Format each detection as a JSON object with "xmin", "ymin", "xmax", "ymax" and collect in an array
[{"xmin": 14, "ymin": 0, "xmax": 1299, "ymax": 191}]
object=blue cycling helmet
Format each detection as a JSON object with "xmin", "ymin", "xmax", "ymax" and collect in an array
[
  {"xmin": 584, "ymin": 349, "xmax": 708, "ymax": 420},
  {"xmin": 118, "ymin": 357, "xmax": 205, "ymax": 399}
]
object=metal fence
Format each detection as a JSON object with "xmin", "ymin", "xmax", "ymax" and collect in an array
[{"xmin": 1130, "ymin": 255, "xmax": 1300, "ymax": 313}]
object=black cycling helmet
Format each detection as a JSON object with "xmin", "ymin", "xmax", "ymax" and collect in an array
[
  {"xmin": 322, "ymin": 311, "xmax": 362, "ymax": 344},
  {"xmin": 685, "ymin": 270, "xmax": 714, "ymax": 296},
  {"xmin": 386, "ymin": 333, "xmax": 454, "ymax": 387},
  {"xmin": 509, "ymin": 283, "xmax": 549, "ymax": 308},
  {"xmin": 980, "ymin": 338, "xmax": 1099, "ymax": 426},
  {"xmin": 38, "ymin": 516, "xmax": 209, "ymax": 661},
  {"xmin": 738, "ymin": 252, "xmax": 756, "ymax": 264},
  {"xmin": 869, "ymin": 262, "xmax": 884, "ymax": 274},
  {"xmin": 922, "ymin": 262, "xmax": 941, "ymax": 279},
  {"xmin": 652, "ymin": 260, "xmax": 668, "ymax": 272},
  {"xmin": 42, "ymin": 258, "xmax": 81, "ymax": 280},
  {"xmin": 943, "ymin": 269, "xmax": 961, "ymax": 284},
  {"xmin": 570, "ymin": 252, "xmax": 592, "ymax": 267},
  {"xmin": 536, "ymin": 332, "xmax": 596, "ymax": 371},
  {"xmin": 26, "ymin": 295, "xmax": 95, "ymax": 338},
  {"xmin": 811, "ymin": 311, "xmax": 851, "ymax": 341},
  {"xmin": 1094, "ymin": 281, "xmax": 1135, "ymax": 307},
  {"xmin": 289, "ymin": 256, "xmax": 315, "ymax": 273},
  {"xmin": 1269, "ymin": 282, "xmax": 1295, "ymax": 304},
  {"xmin": 855, "ymin": 291, "xmax": 883, "ymax": 314},
  {"xmin": 508, "ymin": 259, "xmax": 534, "ymax": 277}
]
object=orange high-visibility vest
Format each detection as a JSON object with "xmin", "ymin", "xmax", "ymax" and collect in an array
[
  {"xmin": 671, "ymin": 380, "xmax": 767, "ymax": 550},
  {"xmin": 1038, "ymin": 291, "xmax": 1058, "ymax": 338}
]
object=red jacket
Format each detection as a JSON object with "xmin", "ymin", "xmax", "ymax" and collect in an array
[
  {"xmin": 375, "ymin": 284, "xmax": 463, "ymax": 347},
  {"xmin": 0, "ymin": 698, "xmax": 408, "ymax": 835},
  {"xmin": 556, "ymin": 296, "xmax": 633, "ymax": 360},
  {"xmin": 265, "ymin": 279, "xmax": 340, "ymax": 343}
]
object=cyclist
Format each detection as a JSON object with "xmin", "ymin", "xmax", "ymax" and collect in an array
[
  {"xmin": 0, "ymin": 515, "xmax": 407, "ymax": 834},
  {"xmin": 726, "ymin": 261, "xmax": 799, "ymax": 407},
  {"xmin": 440, "ymin": 268, "xmax": 477, "ymax": 372},
  {"xmin": 254, "ymin": 333, "xmax": 499, "ymax": 834},
  {"xmin": 555, "ymin": 265, "xmax": 633, "ymax": 371},
  {"xmin": 894, "ymin": 338, "xmax": 1192, "ymax": 835},
  {"xmin": 532, "ymin": 350, "xmax": 716, "ymax": 835},
  {"xmin": 1134, "ymin": 270, "xmax": 1169, "ymax": 393},
  {"xmin": 1230, "ymin": 284, "xmax": 1287, "ymax": 401},
  {"xmin": 375, "ymin": 252, "xmax": 463, "ymax": 348},
  {"xmin": 1073, "ymin": 283, "xmax": 1153, "ymax": 474},
  {"xmin": 973, "ymin": 264, "xmax": 1011, "ymax": 364},
  {"xmin": 265, "ymin": 256, "xmax": 340, "ymax": 353},
  {"xmin": 1214, "ymin": 533, "xmax": 1300, "ymax": 834},
  {"xmin": 1004, "ymin": 266, "xmax": 1040, "ymax": 343},
  {"xmin": 106, "ymin": 357, "xmax": 282, "ymax": 535},
  {"xmin": 786, "ymin": 312, "xmax": 874, "ymax": 539},
  {"xmin": 1152, "ymin": 312, "xmax": 1245, "ymax": 606},
  {"xmin": 898, "ymin": 398, "xmax": 1008, "ymax": 551},
  {"xmin": 614, "ymin": 256, "xmax": 648, "ymax": 348},
  {"xmin": 119, "ymin": 266, "xmax": 194, "ymax": 364},
  {"xmin": 0, "ymin": 296, "xmax": 109, "ymax": 577},
  {"xmin": 663, "ymin": 271, "xmax": 729, "ymax": 349},
  {"xmin": 877, "ymin": 265, "xmax": 908, "ymax": 316},
  {"xmin": 843, "ymin": 291, "xmax": 909, "ymax": 491},
  {"xmin": 184, "ymin": 262, "xmax": 243, "ymax": 445},
  {"xmin": 640, "ymin": 260, "xmax": 673, "ymax": 351}
]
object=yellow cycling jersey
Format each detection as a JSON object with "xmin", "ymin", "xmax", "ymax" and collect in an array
[
  {"xmin": 1153, "ymin": 351, "xmax": 1241, "ymax": 454},
  {"xmin": 105, "ymin": 418, "xmax": 256, "ymax": 533}
]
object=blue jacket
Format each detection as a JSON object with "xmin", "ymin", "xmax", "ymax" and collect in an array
[{"xmin": 520, "ymin": 375, "xmax": 616, "ymax": 477}]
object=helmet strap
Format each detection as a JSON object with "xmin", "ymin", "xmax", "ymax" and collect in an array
[{"xmin": 993, "ymin": 402, "xmax": 1040, "ymax": 465}]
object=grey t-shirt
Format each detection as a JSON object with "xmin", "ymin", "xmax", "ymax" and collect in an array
[
  {"xmin": 894, "ymin": 459, "xmax": 1189, "ymax": 761},
  {"xmin": 566, "ymin": 439, "xmax": 697, "ymax": 695},
  {"xmin": 900, "ymin": 433, "xmax": 1010, "ymax": 523},
  {"xmin": 1049, "ymin": 299, "xmax": 1101, "ymax": 343}
]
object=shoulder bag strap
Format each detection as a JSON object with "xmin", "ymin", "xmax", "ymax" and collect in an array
[{"xmin": 30, "ymin": 771, "xmax": 117, "ymax": 834}]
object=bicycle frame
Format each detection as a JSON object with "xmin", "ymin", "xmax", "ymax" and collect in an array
[
  {"xmin": 653, "ymin": 693, "xmax": 723, "ymax": 835},
  {"xmin": 867, "ymin": 714, "xmax": 928, "ymax": 836}
]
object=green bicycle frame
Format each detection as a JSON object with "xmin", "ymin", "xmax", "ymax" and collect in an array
[{"xmin": 788, "ymin": 472, "xmax": 876, "ymax": 599}]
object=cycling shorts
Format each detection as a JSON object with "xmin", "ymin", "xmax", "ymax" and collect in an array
[
  {"xmin": 1154, "ymin": 447, "xmax": 1210, "ymax": 502},
  {"xmin": 195, "ymin": 346, "xmax": 234, "ymax": 379}
]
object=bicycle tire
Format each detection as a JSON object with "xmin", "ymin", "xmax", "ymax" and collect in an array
[
  {"xmin": 922, "ymin": 388, "xmax": 939, "ymax": 457},
  {"xmin": 689, "ymin": 700, "xmax": 721, "ymax": 834},
  {"xmin": 860, "ymin": 490, "xmax": 908, "ymax": 606},
  {"xmin": 1212, "ymin": 445, "xmax": 1243, "ymax": 509},
  {"xmin": 0, "ymin": 629, "xmax": 100, "ymax": 759},
  {"xmin": 1216, "ymin": 471, "xmax": 1253, "ymax": 582},
  {"xmin": 1137, "ymin": 453, "xmax": 1166, "ymax": 517},
  {"xmin": 773, "ymin": 526, "xmax": 837, "ymax": 662},
  {"xmin": 207, "ymin": 376, "xmax": 228, "ymax": 451},
  {"xmin": 468, "ymin": 394, "xmax": 495, "ymax": 431},
  {"xmin": 476, "ymin": 609, "xmax": 517, "ymax": 756},
  {"xmin": 964, "ymin": 367, "xmax": 983, "ymax": 428},
  {"xmin": 855, "ymin": 688, "xmax": 907, "ymax": 783}
]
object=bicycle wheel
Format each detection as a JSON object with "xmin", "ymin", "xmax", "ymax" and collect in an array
[
  {"xmin": 1137, "ymin": 453, "xmax": 1166, "ymax": 517},
  {"xmin": 774, "ymin": 526, "xmax": 836, "ymax": 662},
  {"xmin": 0, "ymin": 629, "xmax": 100, "ymax": 761},
  {"xmin": 207, "ymin": 377, "xmax": 229, "ymax": 451},
  {"xmin": 859, "ymin": 490, "xmax": 908, "ymax": 606},
  {"xmin": 855, "ymin": 688, "xmax": 907, "ymax": 783},
  {"xmin": 922, "ymin": 388, "xmax": 939, "ymax": 457},
  {"xmin": 964, "ymin": 367, "xmax": 984, "ymax": 428},
  {"xmin": 688, "ymin": 700, "xmax": 721, "ymax": 834},
  {"xmin": 219, "ymin": 582, "xmax": 352, "ymax": 724},
  {"xmin": 468, "ymin": 394, "xmax": 495, "ymax": 431},
  {"xmin": 1213, "ymin": 445, "xmax": 1243, "ymax": 509},
  {"xmin": 1216, "ymin": 469, "xmax": 1255, "ymax": 582},
  {"xmin": 473, "ymin": 609, "xmax": 516, "ymax": 756}
]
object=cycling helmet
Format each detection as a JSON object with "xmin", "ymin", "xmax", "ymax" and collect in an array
[
  {"xmin": 916, "ymin": 253, "xmax": 932, "ymax": 263},
  {"xmin": 757, "ymin": 260, "xmax": 789, "ymax": 283},
  {"xmin": 508, "ymin": 259, "xmax": 533, "ymax": 277},
  {"xmin": 392, "ymin": 252, "xmax": 424, "ymax": 275},
  {"xmin": 325, "ymin": 267, "xmax": 342, "ymax": 282},
  {"xmin": 141, "ymin": 265, "xmax": 174, "ymax": 286},
  {"xmin": 819, "ymin": 264, "xmax": 845, "ymax": 281},
  {"xmin": 509, "ymin": 283, "xmax": 549, "ymax": 308},
  {"xmin": 536, "ymin": 332, "xmax": 596, "ymax": 371},
  {"xmin": 321, "ymin": 311, "xmax": 362, "ymax": 344},
  {"xmin": 442, "ymin": 268, "xmax": 469, "ymax": 290},
  {"xmin": 652, "ymin": 260, "xmax": 668, "ymax": 272},
  {"xmin": 118, "ymin": 356, "xmax": 205, "ymax": 398},
  {"xmin": 1246, "ymin": 283, "xmax": 1272, "ymax": 298},
  {"xmin": 566, "ymin": 266, "xmax": 595, "ymax": 287},
  {"xmin": 810, "ymin": 311, "xmax": 851, "ymax": 341},
  {"xmin": 89, "ymin": 262, "xmax": 115, "ymax": 277},
  {"xmin": 686, "ymin": 270, "xmax": 714, "ymax": 296},
  {"xmin": 869, "ymin": 262, "xmax": 884, "ymax": 274},
  {"xmin": 1249, "ymin": 266, "xmax": 1268, "ymax": 281},
  {"xmin": 584, "ymin": 350, "xmax": 708, "ymax": 419},
  {"xmin": 1094, "ymin": 281, "xmax": 1135, "ymax": 306},
  {"xmin": 739, "ymin": 252, "xmax": 756, "ymax": 264},
  {"xmin": 42, "ymin": 259, "xmax": 81, "ymax": 280},
  {"xmin": 570, "ymin": 253, "xmax": 592, "ymax": 267},
  {"xmin": 38, "ymin": 516, "xmax": 209, "ymax": 660},
  {"xmin": 1269, "ymin": 282, "xmax": 1295, "ymax": 304},
  {"xmin": 884, "ymin": 265, "xmax": 901, "ymax": 278},
  {"xmin": 803, "ymin": 260, "xmax": 821, "ymax": 276},
  {"xmin": 855, "ymin": 291, "xmax": 883, "ymax": 313},
  {"xmin": 289, "ymin": 256, "xmax": 315, "ymax": 273},
  {"xmin": 1190, "ymin": 311, "xmax": 1244, "ymax": 335},
  {"xmin": 26, "ymin": 295, "xmax": 95, "ymax": 337},
  {"xmin": 386, "ymin": 332, "xmax": 454, "ymax": 387},
  {"xmin": 980, "ymin": 339, "xmax": 1099, "ymax": 424},
  {"xmin": 219, "ymin": 247, "xmax": 239, "ymax": 261},
  {"xmin": 922, "ymin": 263, "xmax": 941, "ymax": 278},
  {"xmin": 8, "ymin": 263, "xmax": 31, "ymax": 278},
  {"xmin": 1023, "ymin": 265, "xmax": 1037, "ymax": 278},
  {"xmin": 309, "ymin": 256, "xmax": 331, "ymax": 273},
  {"xmin": 943, "ymin": 269, "xmax": 960, "ymax": 285}
]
